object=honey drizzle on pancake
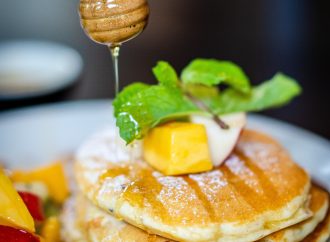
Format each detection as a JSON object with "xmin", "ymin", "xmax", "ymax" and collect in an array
[
  {"xmin": 183, "ymin": 176, "xmax": 217, "ymax": 222},
  {"xmin": 101, "ymin": 166, "xmax": 170, "ymax": 222},
  {"xmin": 221, "ymin": 163, "xmax": 262, "ymax": 213},
  {"xmin": 122, "ymin": 169, "xmax": 169, "ymax": 222},
  {"xmin": 97, "ymin": 130, "xmax": 310, "ymax": 226},
  {"xmin": 75, "ymin": 130, "xmax": 311, "ymax": 241},
  {"xmin": 101, "ymin": 164, "xmax": 251, "ymax": 224},
  {"xmin": 100, "ymin": 166, "xmax": 130, "ymax": 179},
  {"xmin": 236, "ymin": 152, "xmax": 279, "ymax": 201},
  {"xmin": 100, "ymin": 153, "xmax": 276, "ymax": 225},
  {"xmin": 223, "ymin": 153, "xmax": 280, "ymax": 212}
]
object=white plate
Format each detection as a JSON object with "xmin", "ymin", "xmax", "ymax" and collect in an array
[
  {"xmin": 0, "ymin": 100, "xmax": 329, "ymax": 190},
  {"xmin": 0, "ymin": 40, "xmax": 83, "ymax": 100}
]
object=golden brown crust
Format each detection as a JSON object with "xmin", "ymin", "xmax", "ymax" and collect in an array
[
  {"xmin": 302, "ymin": 196, "xmax": 330, "ymax": 242},
  {"xmin": 62, "ymin": 187, "xmax": 330, "ymax": 242},
  {"xmin": 75, "ymin": 129, "xmax": 311, "ymax": 241},
  {"xmin": 261, "ymin": 186, "xmax": 329, "ymax": 241},
  {"xmin": 76, "ymin": 195, "xmax": 174, "ymax": 242}
]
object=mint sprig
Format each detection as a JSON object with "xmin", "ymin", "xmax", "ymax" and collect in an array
[
  {"xmin": 212, "ymin": 73, "xmax": 302, "ymax": 114},
  {"xmin": 114, "ymin": 84, "xmax": 200, "ymax": 144},
  {"xmin": 152, "ymin": 61, "xmax": 179, "ymax": 88},
  {"xmin": 114, "ymin": 59, "xmax": 301, "ymax": 144},
  {"xmin": 181, "ymin": 59, "xmax": 251, "ymax": 93},
  {"xmin": 113, "ymin": 82, "xmax": 149, "ymax": 116}
]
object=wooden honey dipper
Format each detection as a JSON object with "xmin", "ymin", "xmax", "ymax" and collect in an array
[
  {"xmin": 79, "ymin": 0, "xmax": 150, "ymax": 95},
  {"xmin": 79, "ymin": 0, "xmax": 149, "ymax": 46}
]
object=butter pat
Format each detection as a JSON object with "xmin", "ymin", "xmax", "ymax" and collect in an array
[{"xmin": 143, "ymin": 122, "xmax": 213, "ymax": 175}]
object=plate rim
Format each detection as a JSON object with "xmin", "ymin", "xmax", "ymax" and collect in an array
[
  {"xmin": 1, "ymin": 99, "xmax": 329, "ymax": 144},
  {"xmin": 0, "ymin": 99, "xmax": 329, "ymax": 190},
  {"xmin": 0, "ymin": 39, "xmax": 84, "ymax": 101}
]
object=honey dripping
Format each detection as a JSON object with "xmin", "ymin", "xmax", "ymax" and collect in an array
[
  {"xmin": 79, "ymin": 0, "xmax": 149, "ymax": 160},
  {"xmin": 79, "ymin": 0, "xmax": 149, "ymax": 95}
]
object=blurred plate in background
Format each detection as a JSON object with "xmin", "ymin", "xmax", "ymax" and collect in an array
[
  {"xmin": 0, "ymin": 40, "xmax": 83, "ymax": 100},
  {"xmin": 0, "ymin": 100, "xmax": 329, "ymax": 190}
]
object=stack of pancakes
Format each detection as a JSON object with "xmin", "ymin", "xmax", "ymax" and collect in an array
[{"xmin": 61, "ymin": 129, "xmax": 330, "ymax": 242}]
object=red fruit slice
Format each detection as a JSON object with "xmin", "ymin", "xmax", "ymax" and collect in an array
[
  {"xmin": 18, "ymin": 192, "xmax": 45, "ymax": 222},
  {"xmin": 0, "ymin": 225, "xmax": 39, "ymax": 242}
]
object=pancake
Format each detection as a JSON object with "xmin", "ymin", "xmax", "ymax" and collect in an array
[
  {"xmin": 61, "ymin": 187, "xmax": 328, "ymax": 242},
  {"xmin": 60, "ymin": 196, "xmax": 87, "ymax": 242},
  {"xmin": 302, "ymin": 203, "xmax": 330, "ymax": 242},
  {"xmin": 74, "ymin": 129, "xmax": 311, "ymax": 242},
  {"xmin": 261, "ymin": 186, "xmax": 329, "ymax": 242},
  {"xmin": 62, "ymin": 195, "xmax": 173, "ymax": 242}
]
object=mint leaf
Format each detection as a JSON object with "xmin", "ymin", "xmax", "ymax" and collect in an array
[
  {"xmin": 212, "ymin": 73, "xmax": 302, "ymax": 114},
  {"xmin": 114, "ymin": 58, "xmax": 302, "ymax": 144},
  {"xmin": 114, "ymin": 85, "xmax": 200, "ymax": 144},
  {"xmin": 183, "ymin": 84, "xmax": 220, "ymax": 109},
  {"xmin": 181, "ymin": 59, "xmax": 251, "ymax": 93},
  {"xmin": 113, "ymin": 82, "xmax": 149, "ymax": 116},
  {"xmin": 152, "ymin": 61, "xmax": 179, "ymax": 88},
  {"xmin": 184, "ymin": 84, "xmax": 219, "ymax": 98}
]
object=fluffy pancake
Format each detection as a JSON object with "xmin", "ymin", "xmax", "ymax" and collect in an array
[
  {"xmin": 302, "ymin": 203, "xmax": 330, "ymax": 242},
  {"xmin": 62, "ymin": 195, "xmax": 173, "ymax": 242},
  {"xmin": 74, "ymin": 129, "xmax": 311, "ymax": 242},
  {"xmin": 261, "ymin": 186, "xmax": 329, "ymax": 242},
  {"xmin": 60, "ymin": 196, "xmax": 87, "ymax": 242},
  {"xmin": 61, "ymin": 187, "xmax": 328, "ymax": 242}
]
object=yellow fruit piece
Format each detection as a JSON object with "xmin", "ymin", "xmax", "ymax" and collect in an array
[
  {"xmin": 38, "ymin": 237, "xmax": 46, "ymax": 242},
  {"xmin": 143, "ymin": 122, "xmax": 213, "ymax": 175},
  {"xmin": 11, "ymin": 162, "xmax": 69, "ymax": 203},
  {"xmin": 0, "ymin": 169, "xmax": 35, "ymax": 232},
  {"xmin": 41, "ymin": 216, "xmax": 61, "ymax": 242}
]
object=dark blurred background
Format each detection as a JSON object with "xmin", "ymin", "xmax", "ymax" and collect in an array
[{"xmin": 0, "ymin": 0, "xmax": 329, "ymax": 138}]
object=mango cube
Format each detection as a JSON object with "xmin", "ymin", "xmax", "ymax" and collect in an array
[
  {"xmin": 143, "ymin": 122, "xmax": 213, "ymax": 175},
  {"xmin": 0, "ymin": 169, "xmax": 35, "ymax": 232},
  {"xmin": 41, "ymin": 216, "xmax": 61, "ymax": 242},
  {"xmin": 11, "ymin": 161, "xmax": 69, "ymax": 203}
]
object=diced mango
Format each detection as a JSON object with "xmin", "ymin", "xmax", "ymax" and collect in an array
[
  {"xmin": 41, "ymin": 216, "xmax": 61, "ymax": 242},
  {"xmin": 38, "ymin": 236, "xmax": 46, "ymax": 242},
  {"xmin": 143, "ymin": 122, "xmax": 213, "ymax": 175},
  {"xmin": 0, "ymin": 169, "xmax": 35, "ymax": 232},
  {"xmin": 11, "ymin": 162, "xmax": 69, "ymax": 203}
]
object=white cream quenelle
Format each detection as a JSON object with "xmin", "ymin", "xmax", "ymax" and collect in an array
[{"xmin": 79, "ymin": 0, "xmax": 149, "ymax": 46}]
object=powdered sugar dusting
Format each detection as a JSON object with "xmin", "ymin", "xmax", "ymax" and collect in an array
[
  {"xmin": 225, "ymin": 155, "xmax": 263, "ymax": 193},
  {"xmin": 225, "ymin": 156, "xmax": 254, "ymax": 176},
  {"xmin": 103, "ymin": 175, "xmax": 130, "ymax": 193},
  {"xmin": 242, "ymin": 142, "xmax": 280, "ymax": 171},
  {"xmin": 189, "ymin": 170, "xmax": 228, "ymax": 199},
  {"xmin": 77, "ymin": 127, "xmax": 142, "ymax": 164},
  {"xmin": 157, "ymin": 176, "xmax": 200, "ymax": 223},
  {"xmin": 157, "ymin": 176, "xmax": 192, "ymax": 202}
]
